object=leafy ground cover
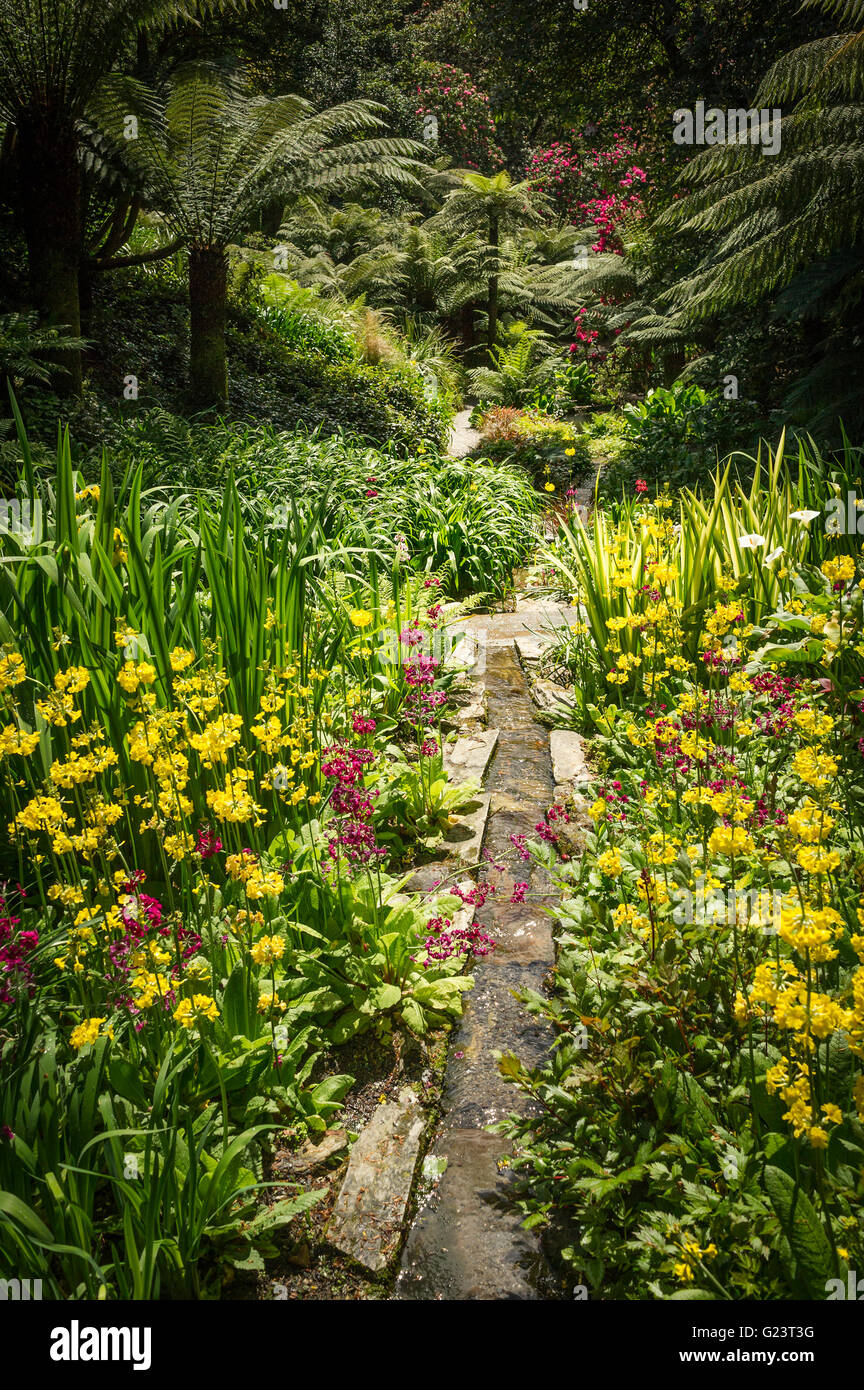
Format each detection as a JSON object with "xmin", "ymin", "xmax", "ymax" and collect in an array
[
  {"xmin": 0, "ymin": 404, "xmax": 538, "ymax": 1298},
  {"xmin": 498, "ymin": 441, "xmax": 864, "ymax": 1299}
]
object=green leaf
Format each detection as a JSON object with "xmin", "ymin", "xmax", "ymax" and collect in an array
[
  {"xmin": 764, "ymin": 1166, "xmax": 836, "ymax": 1298},
  {"xmin": 108, "ymin": 1059, "xmax": 150, "ymax": 1110},
  {"xmin": 0, "ymin": 1191, "xmax": 54, "ymax": 1243},
  {"xmin": 222, "ymin": 962, "xmax": 250, "ymax": 1038}
]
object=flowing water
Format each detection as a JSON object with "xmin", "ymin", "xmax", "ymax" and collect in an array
[{"xmin": 395, "ymin": 642, "xmax": 561, "ymax": 1300}]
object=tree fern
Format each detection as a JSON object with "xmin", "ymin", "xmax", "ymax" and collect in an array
[
  {"xmin": 92, "ymin": 65, "xmax": 427, "ymax": 409},
  {"xmin": 0, "ymin": 0, "xmax": 251, "ymax": 390},
  {"xmin": 652, "ymin": 0, "xmax": 864, "ymax": 427}
]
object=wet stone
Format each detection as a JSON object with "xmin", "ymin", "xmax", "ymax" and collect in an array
[
  {"xmin": 328, "ymin": 1086, "xmax": 425, "ymax": 1273},
  {"xmin": 395, "ymin": 629, "xmax": 560, "ymax": 1301},
  {"xmin": 396, "ymin": 1130, "xmax": 551, "ymax": 1301},
  {"xmin": 514, "ymin": 634, "xmax": 545, "ymax": 663}
]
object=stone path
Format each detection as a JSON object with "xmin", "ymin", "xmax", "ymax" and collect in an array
[
  {"xmin": 447, "ymin": 408, "xmax": 482, "ymax": 458},
  {"xmin": 395, "ymin": 595, "xmax": 584, "ymax": 1301}
]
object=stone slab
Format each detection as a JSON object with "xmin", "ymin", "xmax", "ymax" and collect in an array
[
  {"xmin": 531, "ymin": 678, "xmax": 576, "ymax": 713},
  {"xmin": 443, "ymin": 627, "xmax": 482, "ymax": 672},
  {"xmin": 440, "ymin": 792, "xmax": 491, "ymax": 866},
  {"xmin": 550, "ymin": 730, "xmax": 590, "ymax": 786},
  {"xmin": 396, "ymin": 1130, "xmax": 548, "ymax": 1300},
  {"xmin": 514, "ymin": 634, "xmax": 550, "ymax": 664},
  {"xmin": 443, "ymin": 729, "xmax": 498, "ymax": 785},
  {"xmin": 327, "ymin": 1087, "xmax": 425, "ymax": 1273},
  {"xmin": 275, "ymin": 1128, "xmax": 348, "ymax": 1176}
]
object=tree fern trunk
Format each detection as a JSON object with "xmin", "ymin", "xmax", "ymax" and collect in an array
[
  {"xmin": 488, "ymin": 212, "xmax": 499, "ymax": 357},
  {"xmin": 189, "ymin": 246, "xmax": 229, "ymax": 414},
  {"xmin": 16, "ymin": 116, "xmax": 83, "ymax": 395},
  {"xmin": 663, "ymin": 345, "xmax": 685, "ymax": 385},
  {"xmin": 454, "ymin": 302, "xmax": 475, "ymax": 355}
]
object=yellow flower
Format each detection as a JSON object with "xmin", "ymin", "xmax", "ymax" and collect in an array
[
  {"xmin": 787, "ymin": 799, "xmax": 834, "ymax": 844},
  {"xmin": 245, "ymin": 870, "xmax": 285, "ymax": 900},
  {"xmin": 16, "ymin": 794, "xmax": 69, "ymax": 835},
  {"xmin": 596, "ymin": 848, "xmax": 622, "ymax": 876},
  {"xmin": 0, "ymin": 653, "xmax": 26, "ymax": 692},
  {"xmin": 544, "ymin": 482, "xmax": 555, "ymax": 492},
  {"xmin": 70, "ymin": 1017, "xmax": 109, "ymax": 1050},
  {"xmin": 792, "ymin": 747, "xmax": 838, "ymax": 791},
  {"xmin": 117, "ymin": 660, "xmax": 157, "ymax": 694},
  {"xmin": 188, "ymin": 713, "xmax": 243, "ymax": 768},
  {"xmin": 796, "ymin": 844, "xmax": 841, "ymax": 877},
  {"xmin": 173, "ymin": 994, "xmax": 219, "ymax": 1029},
  {"xmin": 0, "ymin": 724, "xmax": 40, "ymax": 758},
  {"xmin": 707, "ymin": 825, "xmax": 754, "ymax": 858},
  {"xmin": 821, "ymin": 555, "xmax": 856, "ymax": 585},
  {"xmin": 250, "ymin": 934, "xmax": 286, "ymax": 965},
  {"xmin": 169, "ymin": 647, "xmax": 195, "ymax": 673},
  {"xmin": 206, "ymin": 769, "xmax": 261, "ymax": 824},
  {"xmin": 257, "ymin": 992, "xmax": 287, "ymax": 1016},
  {"xmin": 349, "ymin": 609, "xmax": 373, "ymax": 629}
]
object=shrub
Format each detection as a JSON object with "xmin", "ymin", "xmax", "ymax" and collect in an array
[
  {"xmin": 597, "ymin": 381, "xmax": 757, "ymax": 495},
  {"xmin": 476, "ymin": 407, "xmax": 592, "ymax": 488}
]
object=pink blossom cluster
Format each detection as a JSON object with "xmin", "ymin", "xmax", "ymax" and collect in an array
[
  {"xmin": 526, "ymin": 128, "xmax": 647, "ymax": 244},
  {"xmin": 0, "ymin": 893, "xmax": 36, "ymax": 1005},
  {"xmin": 403, "ymin": 651, "xmax": 446, "ymax": 729},
  {"xmin": 509, "ymin": 833, "xmax": 531, "ymax": 862},
  {"xmin": 448, "ymin": 879, "xmax": 495, "ymax": 908},
  {"xmin": 108, "ymin": 881, "xmax": 200, "ymax": 1017},
  {"xmin": 321, "ymin": 745, "xmax": 386, "ymax": 870},
  {"xmin": 421, "ymin": 915, "xmax": 496, "ymax": 962},
  {"xmin": 196, "ymin": 828, "xmax": 222, "ymax": 859},
  {"xmin": 415, "ymin": 62, "xmax": 504, "ymax": 172}
]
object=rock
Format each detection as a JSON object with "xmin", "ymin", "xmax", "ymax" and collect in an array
[
  {"xmin": 327, "ymin": 1087, "xmax": 426, "ymax": 1273},
  {"xmin": 276, "ymin": 1127, "xmax": 348, "ymax": 1175},
  {"xmin": 440, "ymin": 793, "xmax": 491, "ymax": 866},
  {"xmin": 531, "ymin": 678, "xmax": 575, "ymax": 713},
  {"xmin": 514, "ymin": 634, "xmax": 550, "ymax": 664},
  {"xmin": 444, "ymin": 729, "xmax": 498, "ymax": 785},
  {"xmin": 550, "ymin": 730, "xmax": 590, "ymax": 786},
  {"xmin": 456, "ymin": 697, "xmax": 486, "ymax": 727},
  {"xmin": 513, "ymin": 596, "xmax": 564, "ymax": 616},
  {"xmin": 443, "ymin": 627, "xmax": 482, "ymax": 673},
  {"xmin": 442, "ymin": 680, "xmax": 487, "ymax": 732}
]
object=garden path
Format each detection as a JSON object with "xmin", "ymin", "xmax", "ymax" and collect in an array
[
  {"xmin": 395, "ymin": 594, "xmax": 576, "ymax": 1300},
  {"xmin": 447, "ymin": 408, "xmax": 482, "ymax": 457}
]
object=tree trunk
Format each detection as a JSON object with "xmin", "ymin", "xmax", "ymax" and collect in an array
[
  {"xmin": 663, "ymin": 344, "xmax": 685, "ymax": 385},
  {"xmin": 16, "ymin": 115, "xmax": 83, "ymax": 394},
  {"xmin": 457, "ymin": 302, "xmax": 475, "ymax": 356},
  {"xmin": 487, "ymin": 211, "xmax": 499, "ymax": 358},
  {"xmin": 189, "ymin": 246, "xmax": 229, "ymax": 414},
  {"xmin": 260, "ymin": 197, "xmax": 285, "ymax": 238}
]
